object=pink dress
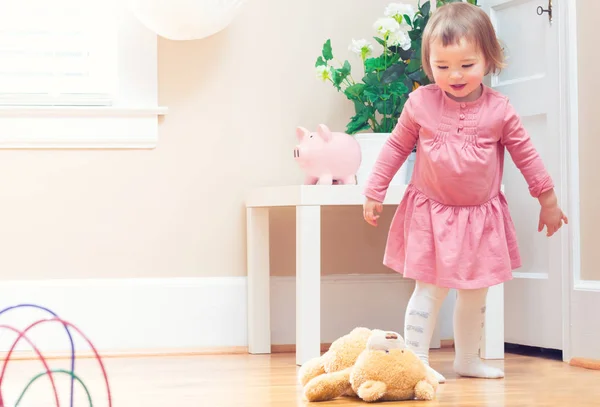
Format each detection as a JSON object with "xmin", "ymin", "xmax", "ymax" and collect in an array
[{"xmin": 363, "ymin": 84, "xmax": 554, "ymax": 289}]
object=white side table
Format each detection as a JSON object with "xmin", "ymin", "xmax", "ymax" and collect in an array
[{"xmin": 245, "ymin": 184, "xmax": 504, "ymax": 366}]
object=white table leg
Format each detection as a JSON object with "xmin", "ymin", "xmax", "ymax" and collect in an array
[
  {"xmin": 246, "ymin": 207, "xmax": 271, "ymax": 354},
  {"xmin": 431, "ymin": 316, "xmax": 442, "ymax": 349},
  {"xmin": 296, "ymin": 205, "xmax": 321, "ymax": 366},
  {"xmin": 480, "ymin": 283, "xmax": 504, "ymax": 359}
]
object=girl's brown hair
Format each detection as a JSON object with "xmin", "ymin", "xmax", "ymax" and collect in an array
[{"xmin": 421, "ymin": 2, "xmax": 505, "ymax": 80}]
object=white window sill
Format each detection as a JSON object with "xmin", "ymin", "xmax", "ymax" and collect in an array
[
  {"xmin": 0, "ymin": 106, "xmax": 168, "ymax": 149},
  {"xmin": 0, "ymin": 106, "xmax": 168, "ymax": 117}
]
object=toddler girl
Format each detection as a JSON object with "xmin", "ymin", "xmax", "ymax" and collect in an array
[{"xmin": 362, "ymin": 2, "xmax": 567, "ymax": 383}]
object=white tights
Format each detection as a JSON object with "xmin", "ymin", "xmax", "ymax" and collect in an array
[{"xmin": 404, "ymin": 281, "xmax": 504, "ymax": 382}]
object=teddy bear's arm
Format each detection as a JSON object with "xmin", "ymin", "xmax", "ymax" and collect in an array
[
  {"xmin": 424, "ymin": 369, "xmax": 439, "ymax": 391},
  {"xmin": 298, "ymin": 358, "xmax": 326, "ymax": 386},
  {"xmin": 356, "ymin": 380, "xmax": 387, "ymax": 402},
  {"xmin": 303, "ymin": 368, "xmax": 351, "ymax": 402},
  {"xmin": 414, "ymin": 380, "xmax": 436, "ymax": 401}
]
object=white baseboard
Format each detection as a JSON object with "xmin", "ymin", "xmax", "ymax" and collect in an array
[
  {"xmin": 0, "ymin": 277, "xmax": 248, "ymax": 353},
  {"xmin": 0, "ymin": 275, "xmax": 456, "ymax": 354}
]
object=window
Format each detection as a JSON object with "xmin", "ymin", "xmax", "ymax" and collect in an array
[
  {"xmin": 0, "ymin": 0, "xmax": 118, "ymax": 106},
  {"xmin": 0, "ymin": 0, "xmax": 167, "ymax": 148}
]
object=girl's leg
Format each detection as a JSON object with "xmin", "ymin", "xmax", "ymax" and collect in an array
[
  {"xmin": 404, "ymin": 280, "xmax": 450, "ymax": 383},
  {"xmin": 453, "ymin": 287, "xmax": 504, "ymax": 378}
]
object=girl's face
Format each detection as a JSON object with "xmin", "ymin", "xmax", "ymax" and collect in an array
[{"xmin": 429, "ymin": 36, "xmax": 487, "ymax": 102}]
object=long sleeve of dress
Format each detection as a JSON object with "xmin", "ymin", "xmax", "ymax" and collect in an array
[
  {"xmin": 363, "ymin": 95, "xmax": 420, "ymax": 202},
  {"xmin": 501, "ymin": 100, "xmax": 554, "ymax": 197}
]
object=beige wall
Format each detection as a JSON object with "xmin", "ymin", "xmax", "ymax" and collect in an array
[
  {"xmin": 0, "ymin": 0, "xmax": 411, "ymax": 281},
  {"xmin": 577, "ymin": 0, "xmax": 600, "ymax": 281}
]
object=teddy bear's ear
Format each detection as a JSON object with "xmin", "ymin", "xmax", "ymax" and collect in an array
[{"xmin": 367, "ymin": 331, "xmax": 406, "ymax": 351}]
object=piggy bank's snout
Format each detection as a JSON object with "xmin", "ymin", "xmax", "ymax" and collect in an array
[{"xmin": 294, "ymin": 146, "xmax": 300, "ymax": 158}]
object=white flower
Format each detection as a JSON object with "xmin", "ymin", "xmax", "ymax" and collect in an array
[
  {"xmin": 384, "ymin": 3, "xmax": 415, "ymax": 29},
  {"xmin": 349, "ymin": 39, "xmax": 373, "ymax": 60},
  {"xmin": 388, "ymin": 30, "xmax": 412, "ymax": 51},
  {"xmin": 373, "ymin": 17, "xmax": 400, "ymax": 37},
  {"xmin": 316, "ymin": 65, "xmax": 332, "ymax": 82},
  {"xmin": 384, "ymin": 3, "xmax": 415, "ymax": 19}
]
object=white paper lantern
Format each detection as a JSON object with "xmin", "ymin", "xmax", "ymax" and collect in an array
[{"xmin": 127, "ymin": 0, "xmax": 247, "ymax": 40}]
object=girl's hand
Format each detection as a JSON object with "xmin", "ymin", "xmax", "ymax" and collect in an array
[
  {"xmin": 363, "ymin": 198, "xmax": 383, "ymax": 226},
  {"xmin": 537, "ymin": 189, "xmax": 568, "ymax": 237},
  {"xmin": 538, "ymin": 205, "xmax": 568, "ymax": 237}
]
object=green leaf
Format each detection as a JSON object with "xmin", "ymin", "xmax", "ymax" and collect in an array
[
  {"xmin": 394, "ymin": 96, "xmax": 408, "ymax": 113},
  {"xmin": 413, "ymin": 15, "xmax": 425, "ymax": 29},
  {"xmin": 322, "ymin": 39, "xmax": 333, "ymax": 61},
  {"xmin": 374, "ymin": 36, "xmax": 386, "ymax": 47},
  {"xmin": 420, "ymin": 0, "xmax": 431, "ymax": 16},
  {"xmin": 388, "ymin": 81, "xmax": 409, "ymax": 96},
  {"xmin": 332, "ymin": 68, "xmax": 349, "ymax": 90},
  {"xmin": 365, "ymin": 56, "xmax": 386, "ymax": 73},
  {"xmin": 412, "ymin": 40, "xmax": 422, "ymax": 57},
  {"xmin": 407, "ymin": 69, "xmax": 426, "ymax": 83},
  {"xmin": 379, "ymin": 116, "xmax": 397, "ymax": 133},
  {"xmin": 353, "ymin": 99, "xmax": 367, "ymax": 114},
  {"xmin": 327, "ymin": 61, "xmax": 351, "ymax": 90},
  {"xmin": 392, "ymin": 47, "xmax": 412, "ymax": 61},
  {"xmin": 346, "ymin": 106, "xmax": 374, "ymax": 134},
  {"xmin": 403, "ymin": 14, "xmax": 412, "ymax": 27},
  {"xmin": 381, "ymin": 63, "xmax": 406, "ymax": 84},
  {"xmin": 315, "ymin": 56, "xmax": 327, "ymax": 67},
  {"xmin": 375, "ymin": 99, "xmax": 395, "ymax": 115},
  {"xmin": 365, "ymin": 54, "xmax": 401, "ymax": 73},
  {"xmin": 406, "ymin": 58, "xmax": 421, "ymax": 73},
  {"xmin": 344, "ymin": 83, "xmax": 366, "ymax": 100},
  {"xmin": 347, "ymin": 120, "xmax": 372, "ymax": 134},
  {"xmin": 363, "ymin": 86, "xmax": 380, "ymax": 103},
  {"xmin": 363, "ymin": 73, "xmax": 380, "ymax": 87},
  {"xmin": 340, "ymin": 60, "xmax": 351, "ymax": 76}
]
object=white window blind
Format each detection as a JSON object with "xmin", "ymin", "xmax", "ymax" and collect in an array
[{"xmin": 0, "ymin": 0, "xmax": 118, "ymax": 106}]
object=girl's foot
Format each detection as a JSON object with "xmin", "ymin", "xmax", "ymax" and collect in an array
[
  {"xmin": 453, "ymin": 358, "xmax": 504, "ymax": 379},
  {"xmin": 452, "ymin": 287, "xmax": 504, "ymax": 379},
  {"xmin": 426, "ymin": 364, "xmax": 446, "ymax": 383}
]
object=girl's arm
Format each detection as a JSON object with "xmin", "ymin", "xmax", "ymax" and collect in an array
[
  {"xmin": 501, "ymin": 100, "xmax": 567, "ymax": 236},
  {"xmin": 500, "ymin": 100, "xmax": 555, "ymax": 198},
  {"xmin": 363, "ymin": 95, "xmax": 420, "ymax": 202}
]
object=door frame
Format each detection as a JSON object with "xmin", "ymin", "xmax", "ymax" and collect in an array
[{"xmin": 559, "ymin": 0, "xmax": 581, "ymax": 363}]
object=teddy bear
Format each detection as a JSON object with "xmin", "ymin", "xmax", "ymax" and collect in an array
[{"xmin": 301, "ymin": 329, "xmax": 438, "ymax": 403}]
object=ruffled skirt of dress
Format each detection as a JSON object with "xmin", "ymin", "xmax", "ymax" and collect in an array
[{"xmin": 383, "ymin": 184, "xmax": 520, "ymax": 289}]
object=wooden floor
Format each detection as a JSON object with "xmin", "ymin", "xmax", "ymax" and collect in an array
[{"xmin": 2, "ymin": 348, "xmax": 600, "ymax": 406}]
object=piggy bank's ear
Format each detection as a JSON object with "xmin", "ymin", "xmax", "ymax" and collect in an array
[
  {"xmin": 316, "ymin": 124, "xmax": 332, "ymax": 142},
  {"xmin": 296, "ymin": 127, "xmax": 309, "ymax": 141}
]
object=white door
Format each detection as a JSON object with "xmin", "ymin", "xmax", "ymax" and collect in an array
[{"xmin": 480, "ymin": 0, "xmax": 563, "ymax": 350}]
